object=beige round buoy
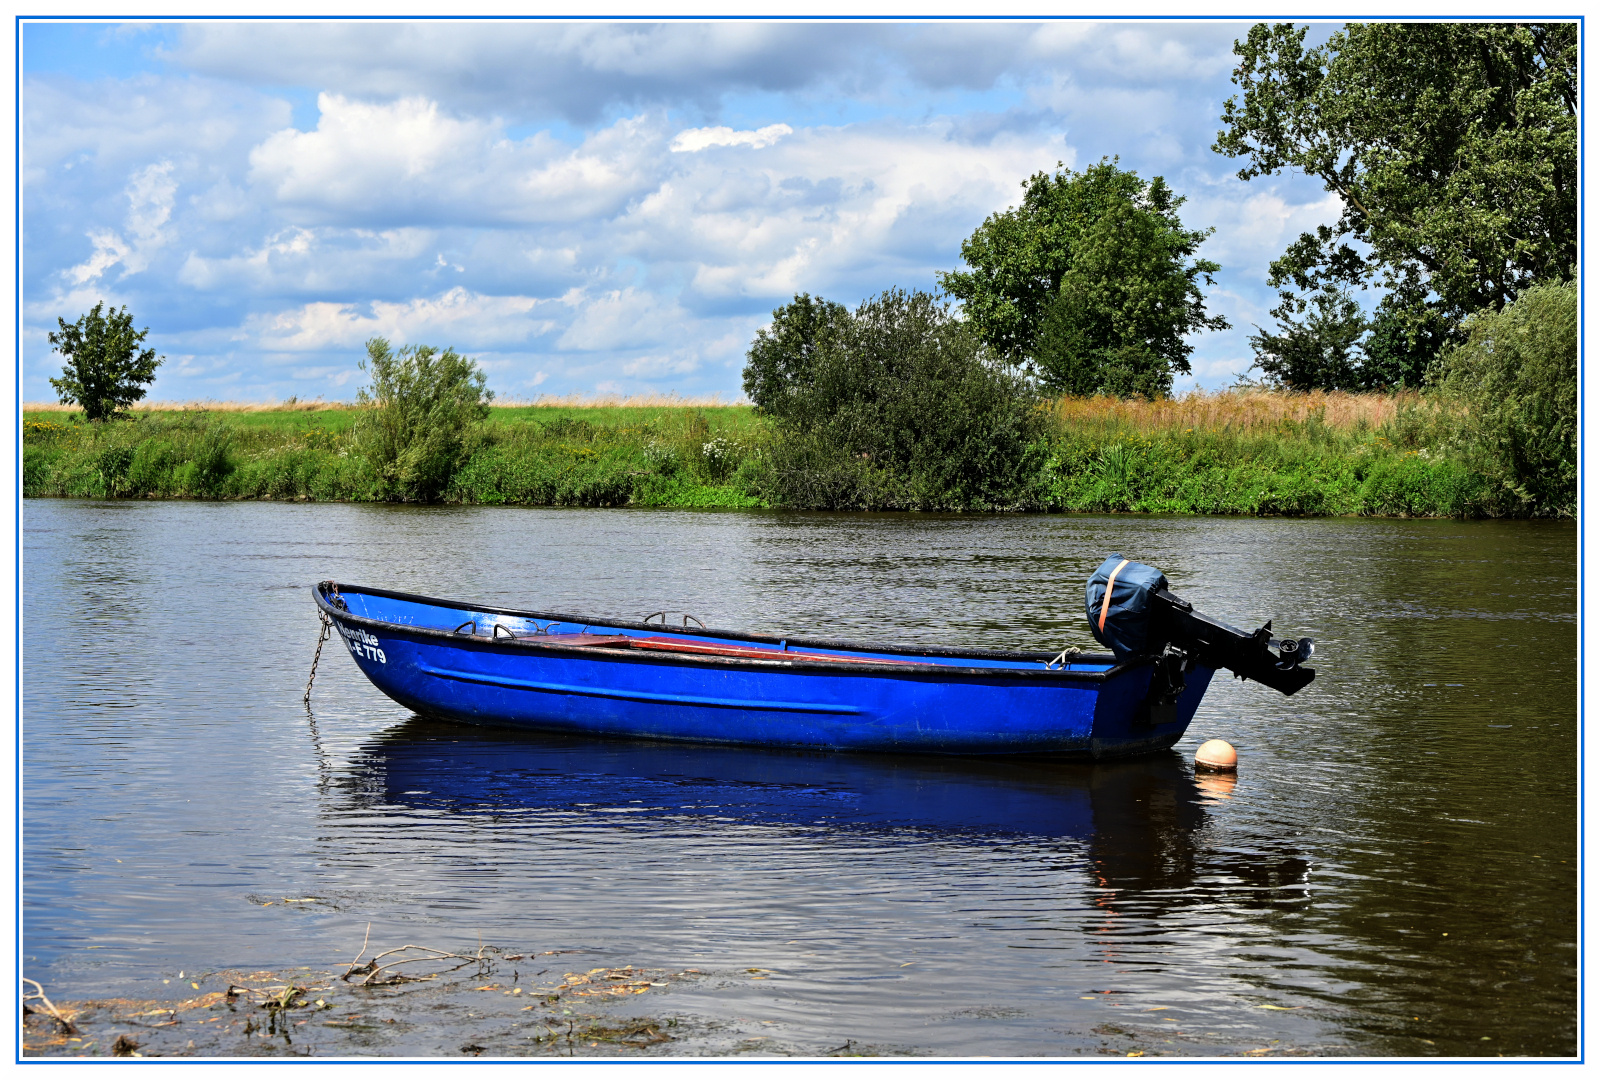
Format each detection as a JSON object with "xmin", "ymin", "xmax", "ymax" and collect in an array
[{"xmin": 1195, "ymin": 739, "xmax": 1238, "ymax": 772}]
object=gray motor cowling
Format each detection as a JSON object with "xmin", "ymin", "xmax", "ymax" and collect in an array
[{"xmin": 1085, "ymin": 554, "xmax": 1167, "ymax": 659}]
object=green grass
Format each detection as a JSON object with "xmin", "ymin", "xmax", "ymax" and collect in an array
[
  {"xmin": 21, "ymin": 397, "xmax": 1513, "ymax": 517},
  {"xmin": 22, "ymin": 406, "xmax": 766, "ymax": 508}
]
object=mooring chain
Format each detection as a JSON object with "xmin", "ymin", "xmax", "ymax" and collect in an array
[{"xmin": 304, "ymin": 611, "xmax": 333, "ymax": 705}]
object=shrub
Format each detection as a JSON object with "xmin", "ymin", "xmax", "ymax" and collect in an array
[
  {"xmin": 354, "ymin": 337, "xmax": 494, "ymax": 501},
  {"xmin": 1433, "ymin": 281, "xmax": 1577, "ymax": 516},
  {"xmin": 744, "ymin": 289, "xmax": 1045, "ymax": 509}
]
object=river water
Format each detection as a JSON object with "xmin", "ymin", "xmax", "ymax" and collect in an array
[{"xmin": 22, "ymin": 500, "xmax": 1576, "ymax": 1058}]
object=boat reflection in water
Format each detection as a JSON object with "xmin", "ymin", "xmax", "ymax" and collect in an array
[{"xmin": 336, "ymin": 718, "xmax": 1309, "ymax": 913}]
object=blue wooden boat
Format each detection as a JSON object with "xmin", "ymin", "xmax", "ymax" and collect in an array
[{"xmin": 313, "ymin": 560, "xmax": 1314, "ymax": 760}]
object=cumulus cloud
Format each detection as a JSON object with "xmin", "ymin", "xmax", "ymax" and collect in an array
[
  {"xmin": 1023, "ymin": 22, "xmax": 1239, "ymax": 83},
  {"xmin": 248, "ymin": 96, "xmax": 668, "ymax": 227},
  {"xmin": 164, "ymin": 23, "xmax": 902, "ymax": 124},
  {"xmin": 630, "ymin": 120, "xmax": 1064, "ymax": 303},
  {"xmin": 557, "ymin": 288, "xmax": 693, "ymax": 352},
  {"xmin": 163, "ymin": 22, "xmax": 1247, "ymax": 126},
  {"xmin": 249, "ymin": 287, "xmax": 557, "ymax": 352},
  {"xmin": 671, "ymin": 123, "xmax": 792, "ymax": 152}
]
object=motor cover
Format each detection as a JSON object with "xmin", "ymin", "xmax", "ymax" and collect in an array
[{"xmin": 1085, "ymin": 554, "xmax": 1168, "ymax": 658}]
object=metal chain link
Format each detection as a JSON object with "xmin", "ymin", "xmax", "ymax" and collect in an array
[{"xmin": 304, "ymin": 611, "xmax": 333, "ymax": 705}]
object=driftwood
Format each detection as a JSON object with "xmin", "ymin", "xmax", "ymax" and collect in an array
[
  {"xmin": 341, "ymin": 925, "xmax": 498, "ymax": 987},
  {"xmin": 21, "ymin": 978, "xmax": 77, "ymax": 1035}
]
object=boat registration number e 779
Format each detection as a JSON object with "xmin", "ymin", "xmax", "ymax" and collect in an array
[{"xmin": 338, "ymin": 623, "xmax": 387, "ymax": 663}]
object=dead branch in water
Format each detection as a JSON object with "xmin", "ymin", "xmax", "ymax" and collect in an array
[
  {"xmin": 342, "ymin": 941, "xmax": 498, "ymax": 987},
  {"xmin": 22, "ymin": 978, "xmax": 78, "ymax": 1034}
]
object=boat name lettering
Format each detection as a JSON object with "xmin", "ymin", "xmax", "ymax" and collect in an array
[{"xmin": 337, "ymin": 623, "xmax": 386, "ymax": 663}]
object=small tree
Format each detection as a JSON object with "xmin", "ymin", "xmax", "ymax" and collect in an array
[
  {"xmin": 1247, "ymin": 288, "xmax": 1367, "ymax": 391},
  {"xmin": 47, "ymin": 302, "xmax": 163, "ymax": 421},
  {"xmin": 742, "ymin": 292, "xmax": 848, "ymax": 420},
  {"xmin": 1361, "ymin": 302, "xmax": 1447, "ymax": 390},
  {"xmin": 356, "ymin": 337, "xmax": 494, "ymax": 501}
]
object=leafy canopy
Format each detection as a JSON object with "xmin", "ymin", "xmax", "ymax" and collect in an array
[
  {"xmin": 356, "ymin": 337, "xmax": 494, "ymax": 502},
  {"xmin": 938, "ymin": 159, "xmax": 1226, "ymax": 398},
  {"xmin": 1215, "ymin": 22, "xmax": 1576, "ymax": 344},
  {"xmin": 742, "ymin": 292, "xmax": 848, "ymax": 425},
  {"xmin": 1247, "ymin": 288, "xmax": 1448, "ymax": 393},
  {"xmin": 1248, "ymin": 289, "xmax": 1368, "ymax": 392},
  {"xmin": 48, "ymin": 302, "xmax": 163, "ymax": 421}
]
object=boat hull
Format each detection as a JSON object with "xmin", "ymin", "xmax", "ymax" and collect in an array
[{"xmin": 316, "ymin": 584, "xmax": 1214, "ymax": 759}]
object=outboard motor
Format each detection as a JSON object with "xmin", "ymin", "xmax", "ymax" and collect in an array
[{"xmin": 1086, "ymin": 554, "xmax": 1315, "ymax": 698}]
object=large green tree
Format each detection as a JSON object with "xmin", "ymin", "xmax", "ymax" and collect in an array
[
  {"xmin": 1214, "ymin": 22, "xmax": 1577, "ymax": 351},
  {"xmin": 938, "ymin": 159, "xmax": 1226, "ymax": 397},
  {"xmin": 47, "ymin": 302, "xmax": 163, "ymax": 421}
]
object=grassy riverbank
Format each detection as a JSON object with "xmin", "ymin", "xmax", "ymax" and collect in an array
[
  {"xmin": 22, "ymin": 391, "xmax": 1508, "ymax": 517},
  {"xmin": 23, "ymin": 404, "xmax": 769, "ymax": 509}
]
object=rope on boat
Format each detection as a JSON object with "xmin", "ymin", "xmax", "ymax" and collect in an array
[
  {"xmin": 1044, "ymin": 645, "xmax": 1082, "ymax": 671},
  {"xmin": 304, "ymin": 611, "xmax": 333, "ymax": 704}
]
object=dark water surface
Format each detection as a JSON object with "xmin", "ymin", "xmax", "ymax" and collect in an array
[{"xmin": 23, "ymin": 501, "xmax": 1576, "ymax": 1057}]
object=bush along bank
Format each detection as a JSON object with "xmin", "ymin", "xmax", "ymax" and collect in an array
[
  {"xmin": 1031, "ymin": 428, "xmax": 1494, "ymax": 517},
  {"xmin": 22, "ymin": 393, "xmax": 1529, "ymax": 518}
]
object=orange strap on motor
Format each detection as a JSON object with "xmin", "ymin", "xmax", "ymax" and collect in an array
[{"xmin": 1098, "ymin": 558, "xmax": 1130, "ymax": 633}]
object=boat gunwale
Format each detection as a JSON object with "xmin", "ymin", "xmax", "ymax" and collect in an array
[{"xmin": 314, "ymin": 582, "xmax": 1137, "ymax": 683}]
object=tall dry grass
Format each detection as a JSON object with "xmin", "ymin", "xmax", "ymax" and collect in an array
[
  {"xmin": 25, "ymin": 392, "xmax": 750, "ymax": 413},
  {"xmin": 23, "ymin": 398, "xmax": 349, "ymax": 413},
  {"xmin": 499, "ymin": 392, "xmax": 749, "ymax": 408},
  {"xmin": 1050, "ymin": 389, "xmax": 1423, "ymax": 435}
]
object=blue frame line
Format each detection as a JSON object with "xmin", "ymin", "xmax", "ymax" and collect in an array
[
  {"xmin": 12, "ymin": 12, "xmax": 19, "ymax": 1069},
  {"xmin": 9, "ymin": 12, "xmax": 1587, "ymax": 1068}
]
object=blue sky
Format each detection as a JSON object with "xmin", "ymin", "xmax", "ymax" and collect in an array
[{"xmin": 22, "ymin": 19, "xmax": 1347, "ymax": 403}]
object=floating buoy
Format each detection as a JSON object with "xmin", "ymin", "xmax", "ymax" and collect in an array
[{"xmin": 1195, "ymin": 739, "xmax": 1237, "ymax": 772}]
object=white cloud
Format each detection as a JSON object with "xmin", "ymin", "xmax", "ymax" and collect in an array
[
  {"xmin": 64, "ymin": 161, "xmax": 175, "ymax": 283},
  {"xmin": 557, "ymin": 288, "xmax": 692, "ymax": 352},
  {"xmin": 23, "ymin": 73, "xmax": 290, "ymax": 177},
  {"xmin": 671, "ymin": 123, "xmax": 792, "ymax": 153},
  {"xmin": 177, "ymin": 226, "xmax": 434, "ymax": 293},
  {"xmin": 621, "ymin": 354, "xmax": 701, "ymax": 378},
  {"xmin": 626, "ymin": 120, "xmax": 1065, "ymax": 301},
  {"xmin": 1193, "ymin": 187, "xmax": 1345, "ymax": 271},
  {"xmin": 248, "ymin": 96, "xmax": 667, "ymax": 226},
  {"xmin": 1024, "ymin": 22, "xmax": 1239, "ymax": 83},
  {"xmin": 249, "ymin": 287, "xmax": 556, "ymax": 352}
]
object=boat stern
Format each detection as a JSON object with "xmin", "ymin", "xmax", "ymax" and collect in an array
[{"xmin": 1086, "ymin": 661, "xmax": 1215, "ymax": 760}]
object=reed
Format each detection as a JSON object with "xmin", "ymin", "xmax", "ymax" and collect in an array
[
  {"xmin": 505, "ymin": 392, "xmax": 749, "ymax": 408},
  {"xmin": 23, "ymin": 398, "xmax": 350, "ymax": 413},
  {"xmin": 1049, "ymin": 388, "xmax": 1423, "ymax": 436}
]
